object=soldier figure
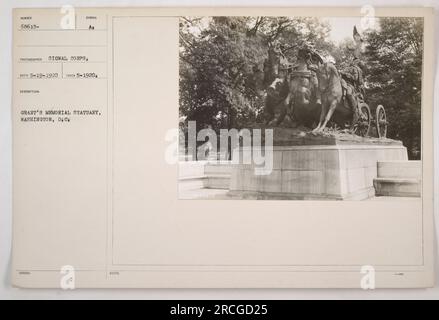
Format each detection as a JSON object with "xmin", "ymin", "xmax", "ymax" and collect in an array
[
  {"xmin": 339, "ymin": 26, "xmax": 366, "ymax": 124},
  {"xmin": 352, "ymin": 57, "xmax": 366, "ymax": 98},
  {"xmin": 340, "ymin": 56, "xmax": 364, "ymax": 122},
  {"xmin": 265, "ymin": 40, "xmax": 282, "ymax": 78},
  {"xmin": 296, "ymin": 43, "xmax": 323, "ymax": 106},
  {"xmin": 304, "ymin": 47, "xmax": 322, "ymax": 105}
]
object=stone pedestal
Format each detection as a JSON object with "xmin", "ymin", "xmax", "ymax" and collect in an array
[{"xmin": 229, "ymin": 136, "xmax": 408, "ymax": 200}]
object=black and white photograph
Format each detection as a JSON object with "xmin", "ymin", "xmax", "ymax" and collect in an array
[
  {"xmin": 178, "ymin": 15, "xmax": 423, "ymax": 200},
  {"xmin": 3, "ymin": 4, "xmax": 436, "ymax": 294}
]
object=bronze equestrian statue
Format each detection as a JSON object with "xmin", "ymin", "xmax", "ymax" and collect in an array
[
  {"xmin": 262, "ymin": 42, "xmax": 323, "ymax": 128},
  {"xmin": 259, "ymin": 27, "xmax": 377, "ymax": 137}
]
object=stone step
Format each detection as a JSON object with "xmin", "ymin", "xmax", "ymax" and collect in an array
[
  {"xmin": 179, "ymin": 188, "xmax": 230, "ymax": 200},
  {"xmin": 373, "ymin": 177, "xmax": 421, "ymax": 197},
  {"xmin": 377, "ymin": 160, "xmax": 421, "ymax": 179},
  {"xmin": 204, "ymin": 162, "xmax": 233, "ymax": 175},
  {"xmin": 206, "ymin": 174, "xmax": 231, "ymax": 189},
  {"xmin": 178, "ymin": 161, "xmax": 207, "ymax": 178},
  {"xmin": 178, "ymin": 176, "xmax": 207, "ymax": 191}
]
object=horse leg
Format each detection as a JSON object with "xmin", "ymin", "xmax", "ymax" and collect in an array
[
  {"xmin": 283, "ymin": 91, "xmax": 292, "ymax": 107},
  {"xmin": 264, "ymin": 98, "xmax": 275, "ymax": 125},
  {"xmin": 287, "ymin": 101, "xmax": 294, "ymax": 122},
  {"xmin": 275, "ymin": 103, "xmax": 287, "ymax": 126},
  {"xmin": 318, "ymin": 99, "xmax": 338, "ymax": 131},
  {"xmin": 272, "ymin": 91, "xmax": 292, "ymax": 126},
  {"xmin": 265, "ymin": 111, "xmax": 274, "ymax": 125},
  {"xmin": 313, "ymin": 101, "xmax": 327, "ymax": 133},
  {"xmin": 283, "ymin": 91, "xmax": 293, "ymax": 114}
]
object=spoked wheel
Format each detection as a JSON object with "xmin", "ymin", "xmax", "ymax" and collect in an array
[
  {"xmin": 355, "ymin": 102, "xmax": 371, "ymax": 137},
  {"xmin": 375, "ymin": 104, "xmax": 387, "ymax": 138}
]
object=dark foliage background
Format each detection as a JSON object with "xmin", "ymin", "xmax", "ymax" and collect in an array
[{"xmin": 179, "ymin": 17, "xmax": 423, "ymax": 159}]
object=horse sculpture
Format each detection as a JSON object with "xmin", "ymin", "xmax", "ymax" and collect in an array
[
  {"xmin": 260, "ymin": 37, "xmax": 371, "ymax": 136},
  {"xmin": 302, "ymin": 58, "xmax": 374, "ymax": 138},
  {"xmin": 265, "ymin": 45, "xmax": 323, "ymax": 127},
  {"xmin": 312, "ymin": 61, "xmax": 344, "ymax": 132},
  {"xmin": 262, "ymin": 46, "xmax": 321, "ymax": 128},
  {"xmin": 261, "ymin": 42, "xmax": 293, "ymax": 126},
  {"xmin": 263, "ymin": 75, "xmax": 291, "ymax": 126},
  {"xmin": 312, "ymin": 26, "xmax": 370, "ymax": 134},
  {"xmin": 284, "ymin": 47, "xmax": 323, "ymax": 128}
]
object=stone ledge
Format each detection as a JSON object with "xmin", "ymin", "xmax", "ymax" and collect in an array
[
  {"xmin": 373, "ymin": 177, "xmax": 421, "ymax": 197},
  {"xmin": 251, "ymin": 126, "xmax": 403, "ymax": 146}
]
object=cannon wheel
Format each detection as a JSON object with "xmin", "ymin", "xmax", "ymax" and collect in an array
[
  {"xmin": 375, "ymin": 104, "xmax": 387, "ymax": 138},
  {"xmin": 356, "ymin": 102, "xmax": 371, "ymax": 137}
]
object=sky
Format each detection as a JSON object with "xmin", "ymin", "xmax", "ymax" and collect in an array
[
  {"xmin": 184, "ymin": 16, "xmax": 381, "ymax": 45},
  {"xmin": 323, "ymin": 17, "xmax": 380, "ymax": 44}
]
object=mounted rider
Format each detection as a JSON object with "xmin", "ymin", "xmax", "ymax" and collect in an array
[
  {"xmin": 339, "ymin": 57, "xmax": 365, "ymax": 122},
  {"xmin": 296, "ymin": 43, "xmax": 323, "ymax": 106},
  {"xmin": 339, "ymin": 27, "xmax": 366, "ymax": 123},
  {"xmin": 277, "ymin": 44, "xmax": 291, "ymax": 79},
  {"xmin": 352, "ymin": 57, "xmax": 366, "ymax": 98},
  {"xmin": 264, "ymin": 40, "xmax": 281, "ymax": 84},
  {"xmin": 264, "ymin": 40, "xmax": 290, "ymax": 81}
]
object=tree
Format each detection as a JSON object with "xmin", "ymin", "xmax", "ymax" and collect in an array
[
  {"xmin": 363, "ymin": 17, "xmax": 423, "ymax": 159},
  {"xmin": 179, "ymin": 16, "xmax": 331, "ymax": 132}
]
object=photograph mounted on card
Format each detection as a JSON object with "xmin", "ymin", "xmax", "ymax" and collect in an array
[{"xmin": 11, "ymin": 7, "xmax": 435, "ymax": 288}]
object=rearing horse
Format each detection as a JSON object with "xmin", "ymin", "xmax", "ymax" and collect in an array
[
  {"xmin": 312, "ymin": 26, "xmax": 365, "ymax": 133},
  {"xmin": 262, "ymin": 48, "xmax": 320, "ymax": 127},
  {"xmin": 313, "ymin": 61, "xmax": 349, "ymax": 132}
]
